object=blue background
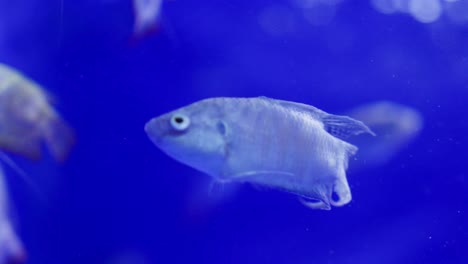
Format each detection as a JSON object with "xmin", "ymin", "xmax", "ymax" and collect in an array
[{"xmin": 0, "ymin": 0, "xmax": 467, "ymax": 263}]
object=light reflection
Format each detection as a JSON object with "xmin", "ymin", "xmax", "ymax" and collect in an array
[
  {"xmin": 259, "ymin": 0, "xmax": 468, "ymax": 32},
  {"xmin": 291, "ymin": 0, "xmax": 345, "ymax": 9},
  {"xmin": 371, "ymin": 0, "xmax": 468, "ymax": 24},
  {"xmin": 409, "ymin": 0, "xmax": 442, "ymax": 23},
  {"xmin": 302, "ymin": 3, "xmax": 336, "ymax": 26},
  {"xmin": 444, "ymin": 0, "xmax": 468, "ymax": 24},
  {"xmin": 370, "ymin": 0, "xmax": 400, "ymax": 14},
  {"xmin": 289, "ymin": 0, "xmax": 343, "ymax": 26}
]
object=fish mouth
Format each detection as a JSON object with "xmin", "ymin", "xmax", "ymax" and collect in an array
[
  {"xmin": 144, "ymin": 119, "xmax": 153, "ymax": 135},
  {"xmin": 144, "ymin": 118, "xmax": 163, "ymax": 146}
]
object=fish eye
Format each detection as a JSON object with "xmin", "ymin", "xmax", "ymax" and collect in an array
[{"xmin": 170, "ymin": 114, "xmax": 190, "ymax": 131}]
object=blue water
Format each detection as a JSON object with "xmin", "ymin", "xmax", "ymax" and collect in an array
[{"xmin": 1, "ymin": 0, "xmax": 467, "ymax": 263}]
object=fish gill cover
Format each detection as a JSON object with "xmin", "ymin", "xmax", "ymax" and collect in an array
[{"xmin": 0, "ymin": 0, "xmax": 466, "ymax": 264}]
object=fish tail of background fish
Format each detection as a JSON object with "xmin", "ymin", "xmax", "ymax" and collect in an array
[
  {"xmin": 132, "ymin": 0, "xmax": 162, "ymax": 36},
  {"xmin": 42, "ymin": 114, "xmax": 75, "ymax": 162},
  {"xmin": 0, "ymin": 220, "xmax": 27, "ymax": 263},
  {"xmin": 0, "ymin": 164, "xmax": 26, "ymax": 263}
]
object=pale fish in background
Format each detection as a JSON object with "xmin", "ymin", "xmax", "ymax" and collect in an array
[
  {"xmin": 346, "ymin": 101, "xmax": 423, "ymax": 169},
  {"xmin": 145, "ymin": 97, "xmax": 374, "ymax": 210},
  {"xmin": 132, "ymin": 0, "xmax": 162, "ymax": 36},
  {"xmin": 0, "ymin": 63, "xmax": 74, "ymax": 161},
  {"xmin": 0, "ymin": 164, "xmax": 25, "ymax": 264}
]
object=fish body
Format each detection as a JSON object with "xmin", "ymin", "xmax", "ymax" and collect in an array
[
  {"xmin": 145, "ymin": 97, "xmax": 373, "ymax": 209},
  {"xmin": 0, "ymin": 63, "xmax": 74, "ymax": 161}
]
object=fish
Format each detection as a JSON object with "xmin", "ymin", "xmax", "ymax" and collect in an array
[
  {"xmin": 145, "ymin": 97, "xmax": 374, "ymax": 210},
  {"xmin": 0, "ymin": 63, "xmax": 74, "ymax": 161},
  {"xmin": 183, "ymin": 101, "xmax": 420, "ymax": 218},
  {"xmin": 346, "ymin": 101, "xmax": 423, "ymax": 169},
  {"xmin": 132, "ymin": 0, "xmax": 163, "ymax": 36},
  {"xmin": 0, "ymin": 164, "xmax": 26, "ymax": 264}
]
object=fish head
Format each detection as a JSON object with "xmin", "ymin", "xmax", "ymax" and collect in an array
[{"xmin": 145, "ymin": 101, "xmax": 228, "ymax": 176}]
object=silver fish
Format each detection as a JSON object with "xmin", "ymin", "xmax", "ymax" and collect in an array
[
  {"xmin": 0, "ymin": 63, "xmax": 74, "ymax": 161},
  {"xmin": 145, "ymin": 97, "xmax": 374, "ymax": 210}
]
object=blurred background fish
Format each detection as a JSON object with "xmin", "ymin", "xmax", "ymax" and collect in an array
[
  {"xmin": 0, "ymin": 63, "xmax": 74, "ymax": 162},
  {"xmin": 0, "ymin": 0, "xmax": 466, "ymax": 263},
  {"xmin": 132, "ymin": 0, "xmax": 163, "ymax": 37},
  {"xmin": 0, "ymin": 164, "xmax": 25, "ymax": 264},
  {"xmin": 346, "ymin": 101, "xmax": 423, "ymax": 170},
  {"xmin": 0, "ymin": 62, "xmax": 76, "ymax": 264}
]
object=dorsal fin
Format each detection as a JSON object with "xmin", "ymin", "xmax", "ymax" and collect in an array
[
  {"xmin": 259, "ymin": 96, "xmax": 328, "ymax": 119},
  {"xmin": 259, "ymin": 96, "xmax": 375, "ymax": 140},
  {"xmin": 322, "ymin": 114, "xmax": 376, "ymax": 140}
]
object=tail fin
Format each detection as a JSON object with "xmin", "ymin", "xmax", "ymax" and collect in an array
[{"xmin": 42, "ymin": 115, "xmax": 75, "ymax": 162}]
